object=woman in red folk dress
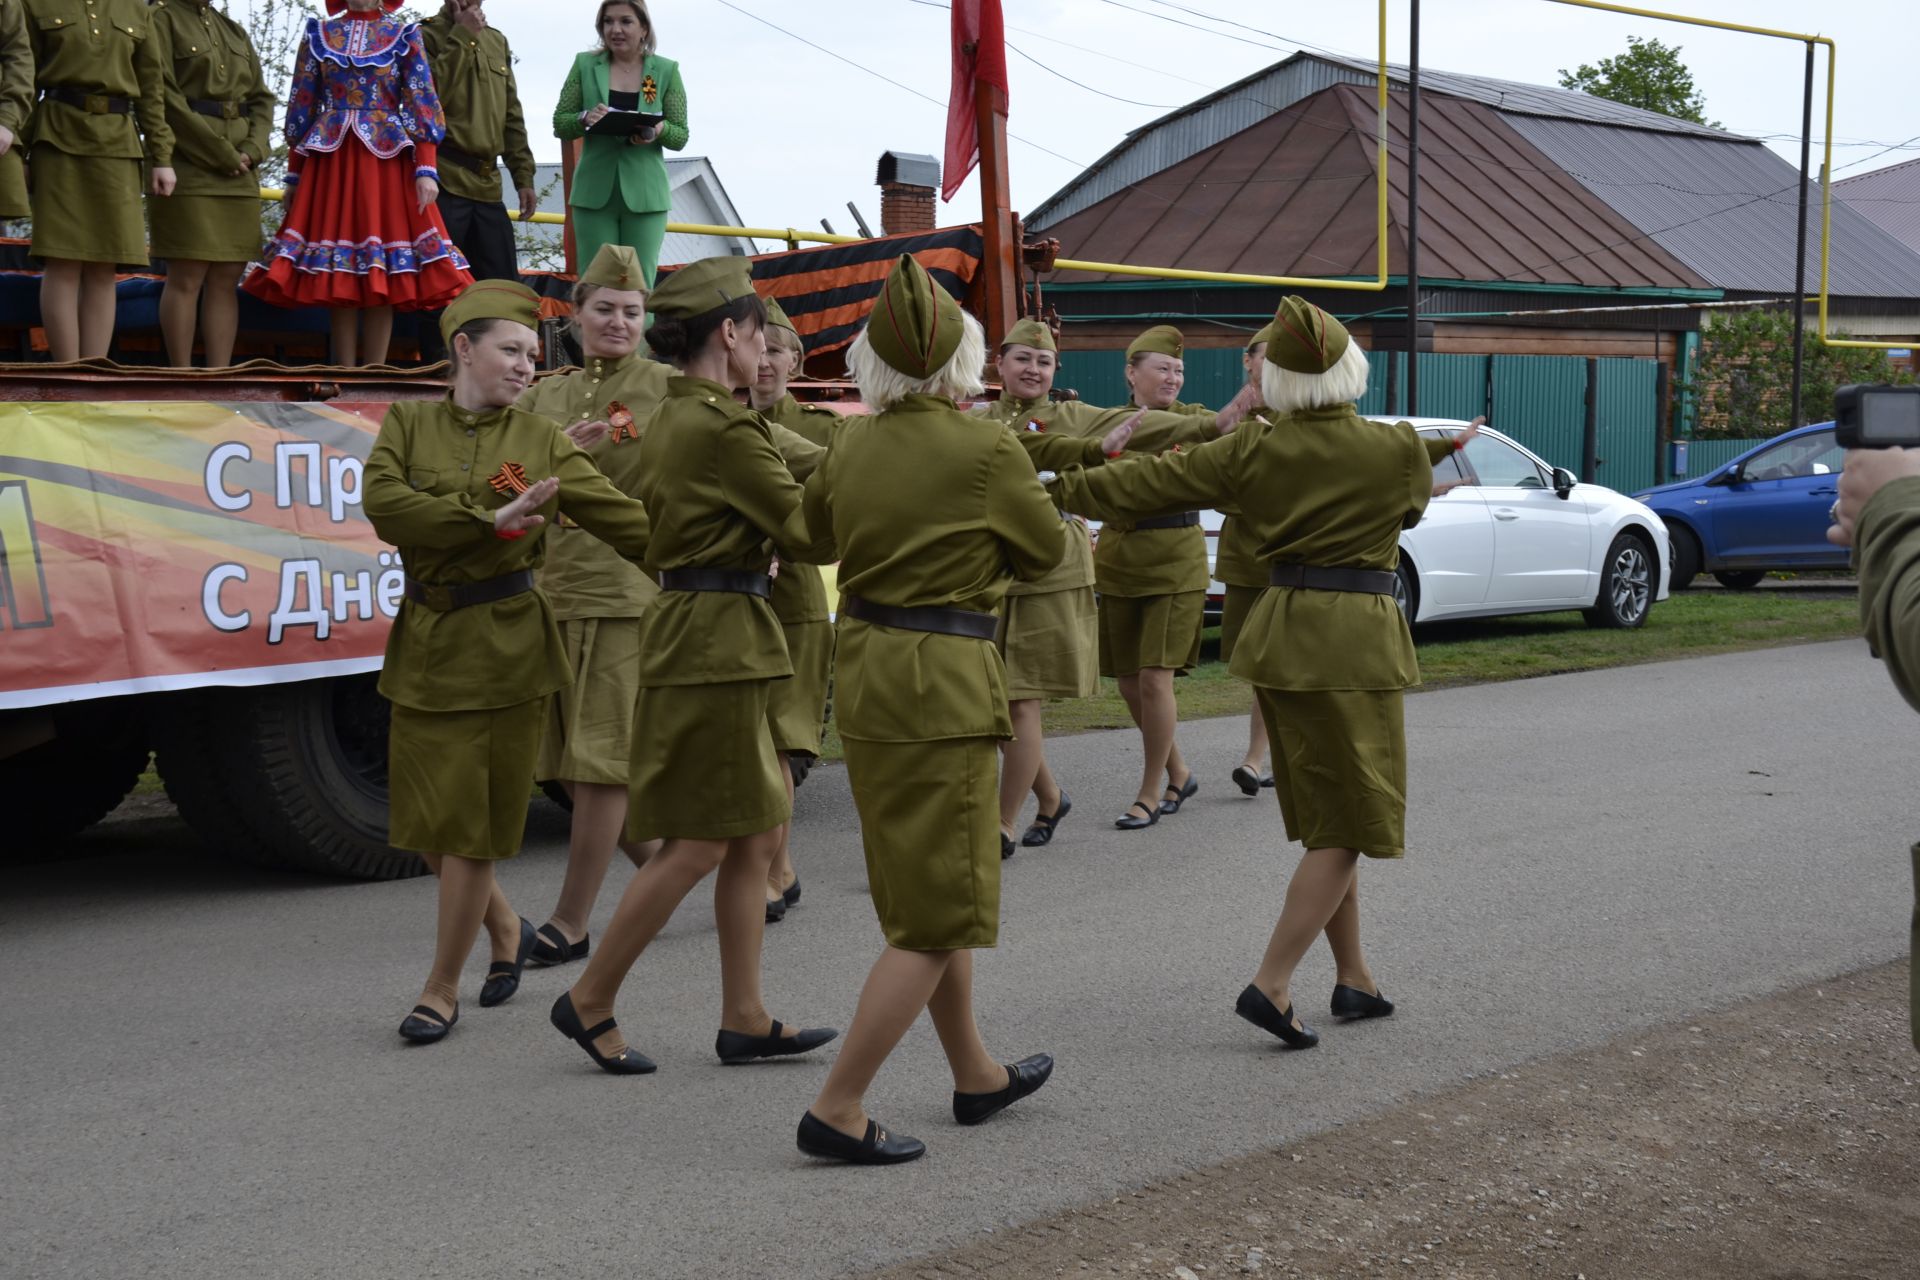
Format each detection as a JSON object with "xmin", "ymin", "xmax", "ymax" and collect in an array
[{"xmin": 243, "ymin": 0, "xmax": 472, "ymax": 366}]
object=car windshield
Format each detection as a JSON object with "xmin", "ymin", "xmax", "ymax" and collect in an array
[
  {"xmin": 1462, "ymin": 435, "xmax": 1547, "ymax": 488},
  {"xmin": 1740, "ymin": 430, "xmax": 1843, "ymax": 481}
]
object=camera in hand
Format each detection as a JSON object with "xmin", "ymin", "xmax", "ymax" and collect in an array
[{"xmin": 1835, "ymin": 383, "xmax": 1920, "ymax": 448}]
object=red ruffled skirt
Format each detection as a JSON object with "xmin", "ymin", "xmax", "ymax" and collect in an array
[{"xmin": 244, "ymin": 140, "xmax": 473, "ymax": 312}]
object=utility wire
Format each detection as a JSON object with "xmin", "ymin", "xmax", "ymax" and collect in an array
[{"xmin": 1005, "ymin": 42, "xmax": 1180, "ymax": 109}]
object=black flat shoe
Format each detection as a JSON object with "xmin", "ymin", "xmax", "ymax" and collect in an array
[
  {"xmin": 1231, "ymin": 765, "xmax": 1262, "ymax": 797},
  {"xmin": 398, "ymin": 1003, "xmax": 458, "ymax": 1044},
  {"xmin": 716, "ymin": 1019, "xmax": 839, "ymax": 1065},
  {"xmin": 782, "ymin": 877, "xmax": 802, "ymax": 907},
  {"xmin": 1260, "ymin": 772, "xmax": 1275, "ymax": 788},
  {"xmin": 953, "ymin": 1053, "xmax": 1054, "ymax": 1126},
  {"xmin": 1331, "ymin": 984, "xmax": 1395, "ymax": 1021},
  {"xmin": 1001, "ymin": 832, "xmax": 1017, "ymax": 860},
  {"xmin": 796, "ymin": 1112, "xmax": 926, "ymax": 1165},
  {"xmin": 1113, "ymin": 800, "xmax": 1159, "ymax": 831},
  {"xmin": 1235, "ymin": 983, "xmax": 1319, "ymax": 1050},
  {"xmin": 765, "ymin": 894, "xmax": 789, "ymax": 924},
  {"xmin": 549, "ymin": 991, "xmax": 657, "ymax": 1075},
  {"xmin": 529, "ymin": 922, "xmax": 589, "ymax": 968},
  {"xmin": 1020, "ymin": 790, "xmax": 1073, "ymax": 846},
  {"xmin": 787, "ymin": 752, "xmax": 813, "ymax": 788},
  {"xmin": 1158, "ymin": 772, "xmax": 1199, "ymax": 815},
  {"xmin": 479, "ymin": 917, "xmax": 537, "ymax": 1008}
]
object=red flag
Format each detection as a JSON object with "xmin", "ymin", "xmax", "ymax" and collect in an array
[{"xmin": 943, "ymin": 0, "xmax": 1007, "ymax": 202}]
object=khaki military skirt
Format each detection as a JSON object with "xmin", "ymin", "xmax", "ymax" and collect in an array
[
  {"xmin": 536, "ymin": 616, "xmax": 642, "ymax": 787},
  {"xmin": 767, "ymin": 619, "xmax": 833, "ymax": 756},
  {"xmin": 0, "ymin": 151, "xmax": 25, "ymax": 220},
  {"xmin": 1219, "ymin": 583, "xmax": 1263, "ymax": 665},
  {"xmin": 628, "ymin": 677, "xmax": 789, "ymax": 842},
  {"xmin": 1098, "ymin": 590, "xmax": 1205, "ymax": 678},
  {"xmin": 387, "ymin": 698, "xmax": 547, "ymax": 860},
  {"xmin": 150, "ymin": 190, "xmax": 263, "ymax": 263},
  {"xmin": 30, "ymin": 147, "xmax": 145, "ymax": 264},
  {"xmin": 998, "ymin": 587, "xmax": 1098, "ymax": 701},
  {"xmin": 842, "ymin": 734, "xmax": 1001, "ymax": 951},
  {"xmin": 1254, "ymin": 686, "xmax": 1407, "ymax": 859}
]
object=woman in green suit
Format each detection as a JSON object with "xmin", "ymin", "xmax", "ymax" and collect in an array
[{"xmin": 552, "ymin": 0, "xmax": 684, "ymax": 288}]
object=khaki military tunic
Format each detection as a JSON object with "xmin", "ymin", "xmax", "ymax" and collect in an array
[
  {"xmin": 0, "ymin": 0, "xmax": 31, "ymax": 217},
  {"xmin": 625, "ymin": 375, "xmax": 816, "ymax": 842},
  {"xmin": 1216, "ymin": 410, "xmax": 1276, "ymax": 662},
  {"xmin": 363, "ymin": 395, "xmax": 653, "ymax": 857},
  {"xmin": 758, "ymin": 392, "xmax": 839, "ymax": 753},
  {"xmin": 1853, "ymin": 474, "xmax": 1920, "ymax": 1049},
  {"xmin": 798, "ymin": 392, "xmax": 1066, "ymax": 950},
  {"xmin": 1053, "ymin": 404, "xmax": 1433, "ymax": 857},
  {"xmin": 147, "ymin": 0, "xmax": 271, "ymax": 262},
  {"xmin": 417, "ymin": 8, "xmax": 534, "ymax": 205}
]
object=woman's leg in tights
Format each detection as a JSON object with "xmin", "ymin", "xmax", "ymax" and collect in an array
[
  {"xmin": 1119, "ymin": 666, "xmax": 1188, "ymax": 813},
  {"xmin": 412, "ymin": 850, "xmax": 522, "ymax": 1021},
  {"xmin": 926, "ymin": 950, "xmax": 1014, "ymax": 1094},
  {"xmin": 159, "ymin": 259, "xmax": 209, "ymax": 366},
  {"xmin": 566, "ymin": 836, "xmax": 728, "ymax": 1056},
  {"xmin": 998, "ymin": 699, "xmax": 1045, "ymax": 840},
  {"xmin": 359, "ymin": 305, "xmax": 394, "ymax": 367},
  {"xmin": 714, "ymin": 827, "xmax": 788, "ymax": 1035},
  {"xmin": 1250, "ymin": 846, "xmax": 1363, "ymax": 1029},
  {"xmin": 543, "ymin": 780, "xmax": 654, "ymax": 948},
  {"xmin": 767, "ymin": 757, "xmax": 798, "ymax": 907},
  {"xmin": 199, "ymin": 262, "xmax": 246, "ymax": 368},
  {"xmin": 78, "ymin": 262, "xmax": 118, "ymax": 359},
  {"xmin": 808, "ymin": 947, "xmax": 953, "ymax": 1137},
  {"xmin": 1240, "ymin": 697, "xmax": 1271, "ymax": 775},
  {"xmin": 329, "ymin": 308, "xmax": 359, "ymax": 367},
  {"xmin": 1321, "ymin": 865, "xmax": 1378, "ymax": 996}
]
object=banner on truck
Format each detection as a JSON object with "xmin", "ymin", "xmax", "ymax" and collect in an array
[{"xmin": 0, "ymin": 401, "xmax": 400, "ymax": 711}]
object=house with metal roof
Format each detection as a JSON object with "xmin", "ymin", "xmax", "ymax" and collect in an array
[
  {"xmin": 513, "ymin": 155, "xmax": 756, "ymax": 272},
  {"xmin": 1836, "ymin": 156, "xmax": 1920, "ymax": 259},
  {"xmin": 1028, "ymin": 52, "xmax": 1920, "ymax": 370}
]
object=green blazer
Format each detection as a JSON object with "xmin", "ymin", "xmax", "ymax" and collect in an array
[{"xmin": 553, "ymin": 50, "xmax": 685, "ymax": 214}]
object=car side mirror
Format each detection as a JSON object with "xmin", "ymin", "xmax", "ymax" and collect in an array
[
  {"xmin": 1551, "ymin": 467, "xmax": 1576, "ymax": 499},
  {"xmin": 1707, "ymin": 465, "xmax": 1740, "ymax": 487}
]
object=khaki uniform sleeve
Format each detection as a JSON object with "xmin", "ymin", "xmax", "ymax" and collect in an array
[
  {"xmin": 239, "ymin": 27, "xmax": 273, "ymax": 164},
  {"xmin": 989, "ymin": 431, "xmax": 1070, "ymax": 583},
  {"xmin": 501, "ymin": 44, "xmax": 533, "ymax": 191},
  {"xmin": 135, "ymin": 4, "xmax": 173, "ymax": 166},
  {"xmin": 552, "ymin": 433, "xmax": 652, "ymax": 561},
  {"xmin": 152, "ymin": 7, "xmax": 238, "ymax": 174},
  {"xmin": 716, "ymin": 416, "xmax": 808, "ymax": 556},
  {"xmin": 0, "ymin": 0, "xmax": 33, "ymax": 136},
  {"xmin": 1053, "ymin": 430, "xmax": 1240, "ymax": 525},
  {"xmin": 1013, "ymin": 428, "xmax": 1106, "ymax": 471},
  {"xmin": 768, "ymin": 420, "xmax": 825, "ymax": 482},
  {"xmin": 1857, "ymin": 476, "xmax": 1920, "ymax": 715},
  {"xmin": 1097, "ymin": 404, "xmax": 1218, "ymax": 455},
  {"xmin": 783, "ymin": 459, "xmax": 837, "ymax": 565},
  {"xmin": 363, "ymin": 411, "xmax": 497, "ymax": 547},
  {"xmin": 1401, "ymin": 428, "xmax": 1435, "ymax": 530},
  {"xmin": 1424, "ymin": 434, "xmax": 1461, "ymax": 466}
]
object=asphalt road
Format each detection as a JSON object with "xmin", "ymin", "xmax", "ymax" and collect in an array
[{"xmin": 5, "ymin": 640, "xmax": 1915, "ymax": 1280}]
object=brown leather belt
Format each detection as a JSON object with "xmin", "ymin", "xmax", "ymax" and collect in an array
[
  {"xmin": 842, "ymin": 594, "xmax": 998, "ymax": 640},
  {"xmin": 404, "ymin": 568, "xmax": 536, "ymax": 611},
  {"xmin": 1132, "ymin": 511, "xmax": 1201, "ymax": 530},
  {"xmin": 186, "ymin": 97, "xmax": 242, "ymax": 120},
  {"xmin": 1267, "ymin": 564, "xmax": 1396, "ymax": 595},
  {"xmin": 41, "ymin": 87, "xmax": 130, "ymax": 115},
  {"xmin": 658, "ymin": 567, "xmax": 772, "ymax": 599},
  {"xmin": 438, "ymin": 144, "xmax": 494, "ymax": 173}
]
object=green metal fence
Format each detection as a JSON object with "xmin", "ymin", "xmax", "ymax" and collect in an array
[{"xmin": 1674, "ymin": 438, "xmax": 1768, "ymax": 478}]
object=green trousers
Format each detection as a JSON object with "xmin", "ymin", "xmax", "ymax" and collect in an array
[{"xmin": 569, "ymin": 205, "xmax": 668, "ymax": 288}]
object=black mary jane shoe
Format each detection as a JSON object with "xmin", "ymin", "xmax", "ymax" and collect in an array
[
  {"xmin": 549, "ymin": 991, "xmax": 657, "ymax": 1075},
  {"xmin": 398, "ymin": 1003, "xmax": 459, "ymax": 1045},
  {"xmin": 528, "ymin": 922, "xmax": 589, "ymax": 969},
  {"xmin": 1113, "ymin": 800, "xmax": 1159, "ymax": 831},
  {"xmin": 1331, "ymin": 984, "xmax": 1395, "ymax": 1021},
  {"xmin": 796, "ymin": 1112, "xmax": 927, "ymax": 1166},
  {"xmin": 1230, "ymin": 765, "xmax": 1263, "ymax": 797},
  {"xmin": 1001, "ymin": 832, "xmax": 1017, "ymax": 861},
  {"xmin": 783, "ymin": 877, "xmax": 802, "ymax": 907},
  {"xmin": 1158, "ymin": 772, "xmax": 1199, "ymax": 816},
  {"xmin": 715, "ymin": 1019, "xmax": 840, "ymax": 1065},
  {"xmin": 1020, "ymin": 790, "xmax": 1073, "ymax": 847},
  {"xmin": 479, "ymin": 917, "xmax": 537, "ymax": 1008},
  {"xmin": 1234, "ymin": 983, "xmax": 1320, "ymax": 1050},
  {"xmin": 953, "ymin": 1053, "xmax": 1055, "ymax": 1126},
  {"xmin": 765, "ymin": 894, "xmax": 789, "ymax": 924}
]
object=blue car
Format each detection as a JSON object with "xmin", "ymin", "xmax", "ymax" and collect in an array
[{"xmin": 1632, "ymin": 422, "xmax": 1849, "ymax": 590}]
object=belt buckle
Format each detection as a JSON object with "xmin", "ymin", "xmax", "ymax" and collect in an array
[
  {"xmin": 84, "ymin": 93, "xmax": 110, "ymax": 115},
  {"xmin": 221, "ymin": 102, "xmax": 240, "ymax": 121}
]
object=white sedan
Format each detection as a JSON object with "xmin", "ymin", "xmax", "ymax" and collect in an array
[{"xmin": 1201, "ymin": 418, "xmax": 1670, "ymax": 629}]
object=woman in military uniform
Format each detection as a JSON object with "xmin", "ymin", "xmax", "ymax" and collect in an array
[
  {"xmin": 1216, "ymin": 328, "xmax": 1279, "ymax": 796},
  {"xmin": 1052, "ymin": 297, "xmax": 1441, "ymax": 1053},
  {"xmin": 510, "ymin": 243, "xmax": 667, "ymax": 970},
  {"xmin": 552, "ymin": 0, "xmax": 684, "ymax": 288},
  {"xmin": 22, "ymin": 0, "xmax": 175, "ymax": 362},
  {"xmin": 550, "ymin": 256, "xmax": 836, "ymax": 1077},
  {"xmin": 748, "ymin": 296, "xmax": 840, "ymax": 920},
  {"xmin": 791, "ymin": 257, "xmax": 1078, "ymax": 1167},
  {"xmin": 362, "ymin": 279, "xmax": 656, "ymax": 1045},
  {"xmin": 149, "ymin": 0, "xmax": 273, "ymax": 368},
  {"xmin": 0, "ymin": 0, "xmax": 30, "ymax": 225}
]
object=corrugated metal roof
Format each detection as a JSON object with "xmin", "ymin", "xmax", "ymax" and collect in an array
[
  {"xmin": 1505, "ymin": 119, "xmax": 1920, "ymax": 297},
  {"xmin": 1041, "ymin": 84, "xmax": 1706, "ymax": 291},
  {"xmin": 1835, "ymin": 156, "xmax": 1920, "ymax": 257}
]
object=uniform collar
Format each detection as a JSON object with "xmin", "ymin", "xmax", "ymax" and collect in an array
[
  {"xmin": 446, "ymin": 394, "xmax": 511, "ymax": 430},
  {"xmin": 1293, "ymin": 403, "xmax": 1359, "ymax": 421},
  {"xmin": 891, "ymin": 392, "xmax": 957, "ymax": 414},
  {"xmin": 998, "ymin": 392, "xmax": 1048, "ymax": 417},
  {"xmin": 666, "ymin": 374, "xmax": 738, "ymax": 405},
  {"xmin": 584, "ymin": 352, "xmax": 634, "ymax": 378}
]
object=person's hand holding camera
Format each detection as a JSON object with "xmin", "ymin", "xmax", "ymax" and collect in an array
[{"xmin": 1827, "ymin": 448, "xmax": 1920, "ymax": 548}]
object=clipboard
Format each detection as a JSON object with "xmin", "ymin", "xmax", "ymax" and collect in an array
[{"xmin": 587, "ymin": 110, "xmax": 665, "ymax": 139}]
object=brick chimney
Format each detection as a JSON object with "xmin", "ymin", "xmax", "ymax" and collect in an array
[{"xmin": 876, "ymin": 151, "xmax": 940, "ymax": 235}]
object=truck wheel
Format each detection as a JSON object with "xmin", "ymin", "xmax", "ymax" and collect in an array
[
  {"xmin": 0, "ymin": 704, "xmax": 149, "ymax": 855},
  {"xmin": 155, "ymin": 676, "xmax": 424, "ymax": 881}
]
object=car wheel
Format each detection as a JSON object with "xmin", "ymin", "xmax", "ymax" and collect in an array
[
  {"xmin": 1667, "ymin": 525, "xmax": 1701, "ymax": 591},
  {"xmin": 1584, "ymin": 532, "xmax": 1654, "ymax": 629},
  {"xmin": 1392, "ymin": 560, "xmax": 1418, "ymax": 624},
  {"xmin": 1713, "ymin": 570, "xmax": 1766, "ymax": 590}
]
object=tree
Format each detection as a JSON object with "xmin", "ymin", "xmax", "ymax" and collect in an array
[
  {"xmin": 1557, "ymin": 35, "xmax": 1720, "ymax": 129},
  {"xmin": 1682, "ymin": 307, "xmax": 1913, "ymax": 439}
]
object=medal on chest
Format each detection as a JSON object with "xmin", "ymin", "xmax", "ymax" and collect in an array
[
  {"xmin": 606, "ymin": 401, "xmax": 639, "ymax": 444},
  {"xmin": 488, "ymin": 461, "xmax": 532, "ymax": 496},
  {"xmin": 641, "ymin": 74, "xmax": 659, "ymax": 105}
]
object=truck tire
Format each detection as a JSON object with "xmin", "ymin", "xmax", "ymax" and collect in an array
[
  {"xmin": 0, "ymin": 704, "xmax": 149, "ymax": 855},
  {"xmin": 155, "ymin": 675, "xmax": 424, "ymax": 881}
]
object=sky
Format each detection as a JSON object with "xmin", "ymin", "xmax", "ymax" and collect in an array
[{"xmin": 271, "ymin": 1, "xmax": 1920, "ymax": 254}]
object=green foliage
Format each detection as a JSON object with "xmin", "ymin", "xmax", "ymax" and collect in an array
[
  {"xmin": 1682, "ymin": 307, "xmax": 1913, "ymax": 438},
  {"xmin": 1558, "ymin": 35, "xmax": 1720, "ymax": 129}
]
